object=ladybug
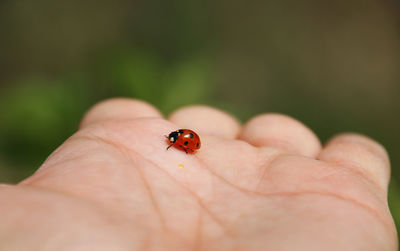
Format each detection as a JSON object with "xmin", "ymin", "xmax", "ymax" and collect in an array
[{"xmin": 166, "ymin": 129, "xmax": 201, "ymax": 154}]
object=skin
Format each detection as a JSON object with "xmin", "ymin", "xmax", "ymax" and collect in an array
[{"xmin": 0, "ymin": 98, "xmax": 397, "ymax": 251}]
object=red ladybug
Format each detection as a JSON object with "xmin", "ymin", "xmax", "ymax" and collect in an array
[{"xmin": 166, "ymin": 129, "xmax": 201, "ymax": 154}]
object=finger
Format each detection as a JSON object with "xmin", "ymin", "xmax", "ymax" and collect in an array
[
  {"xmin": 168, "ymin": 105, "xmax": 241, "ymax": 139},
  {"xmin": 318, "ymin": 133, "xmax": 391, "ymax": 190},
  {"xmin": 239, "ymin": 113, "xmax": 321, "ymax": 157},
  {"xmin": 79, "ymin": 98, "xmax": 162, "ymax": 129}
]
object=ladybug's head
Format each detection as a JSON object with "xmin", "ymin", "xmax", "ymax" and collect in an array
[{"xmin": 167, "ymin": 131, "xmax": 179, "ymax": 143}]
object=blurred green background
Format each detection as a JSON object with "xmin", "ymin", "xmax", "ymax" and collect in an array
[{"xmin": 0, "ymin": 0, "xmax": 399, "ymax": 240}]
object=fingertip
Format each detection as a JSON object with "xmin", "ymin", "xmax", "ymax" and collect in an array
[
  {"xmin": 79, "ymin": 98, "xmax": 163, "ymax": 129},
  {"xmin": 318, "ymin": 133, "xmax": 391, "ymax": 190},
  {"xmin": 168, "ymin": 105, "xmax": 241, "ymax": 139},
  {"xmin": 240, "ymin": 113, "xmax": 321, "ymax": 157}
]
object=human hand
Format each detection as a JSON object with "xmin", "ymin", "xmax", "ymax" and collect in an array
[{"xmin": 0, "ymin": 99, "xmax": 397, "ymax": 250}]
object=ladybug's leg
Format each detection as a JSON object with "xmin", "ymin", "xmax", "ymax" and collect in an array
[
  {"xmin": 188, "ymin": 148, "xmax": 194, "ymax": 153},
  {"xmin": 179, "ymin": 145, "xmax": 188, "ymax": 154},
  {"xmin": 166, "ymin": 144, "xmax": 174, "ymax": 150}
]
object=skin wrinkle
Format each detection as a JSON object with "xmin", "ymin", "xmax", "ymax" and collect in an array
[
  {"xmin": 264, "ymin": 154, "xmax": 387, "ymax": 204},
  {"xmin": 326, "ymin": 139, "xmax": 390, "ymax": 166},
  {"xmin": 126, "ymin": 153, "xmax": 168, "ymax": 233},
  {"xmin": 318, "ymin": 157, "xmax": 387, "ymax": 192},
  {"xmin": 254, "ymin": 151, "xmax": 292, "ymax": 191},
  {"xmin": 244, "ymin": 137, "xmax": 298, "ymax": 154},
  {"xmin": 0, "ymin": 185, "xmax": 133, "ymax": 237},
  {"xmin": 193, "ymin": 210, "xmax": 203, "ymax": 251},
  {"xmin": 16, "ymin": 180, "xmax": 106, "ymax": 211},
  {"xmin": 86, "ymin": 134, "xmax": 168, "ymax": 233},
  {"xmin": 135, "ymin": 153, "xmax": 236, "ymax": 238},
  {"xmin": 265, "ymin": 190, "xmax": 397, "ymax": 240},
  {"xmin": 138, "ymin": 234, "xmax": 151, "ymax": 251},
  {"xmin": 19, "ymin": 178, "xmax": 153, "ymax": 235}
]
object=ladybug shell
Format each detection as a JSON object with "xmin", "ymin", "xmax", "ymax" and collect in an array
[{"xmin": 167, "ymin": 129, "xmax": 201, "ymax": 153}]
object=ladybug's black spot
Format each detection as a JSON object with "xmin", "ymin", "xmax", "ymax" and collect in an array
[
  {"xmin": 189, "ymin": 133, "xmax": 194, "ymax": 138},
  {"xmin": 196, "ymin": 143, "xmax": 199, "ymax": 147},
  {"xmin": 184, "ymin": 141, "xmax": 189, "ymax": 145},
  {"xmin": 179, "ymin": 129, "xmax": 184, "ymax": 134}
]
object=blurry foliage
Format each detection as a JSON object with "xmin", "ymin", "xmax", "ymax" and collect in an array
[
  {"xmin": 0, "ymin": 78, "xmax": 92, "ymax": 181},
  {"xmin": 389, "ymin": 180, "xmax": 400, "ymax": 229},
  {"xmin": 0, "ymin": 0, "xmax": 400, "ymax": 239},
  {"xmin": 0, "ymin": 47, "xmax": 212, "ymax": 182},
  {"xmin": 89, "ymin": 47, "xmax": 212, "ymax": 114}
]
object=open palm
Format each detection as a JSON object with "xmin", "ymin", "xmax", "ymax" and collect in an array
[{"xmin": 0, "ymin": 99, "xmax": 397, "ymax": 251}]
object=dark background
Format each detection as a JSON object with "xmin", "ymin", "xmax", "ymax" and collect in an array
[{"xmin": 1, "ymin": 0, "xmax": 399, "ymax": 240}]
